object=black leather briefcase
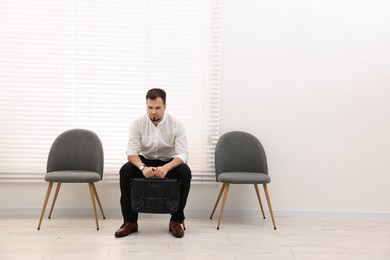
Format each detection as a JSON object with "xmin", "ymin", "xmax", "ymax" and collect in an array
[{"xmin": 131, "ymin": 178, "xmax": 180, "ymax": 214}]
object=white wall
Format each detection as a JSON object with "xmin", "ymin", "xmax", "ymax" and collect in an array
[
  {"xmin": 1, "ymin": 0, "xmax": 390, "ymax": 218},
  {"xmin": 219, "ymin": 0, "xmax": 390, "ymax": 216}
]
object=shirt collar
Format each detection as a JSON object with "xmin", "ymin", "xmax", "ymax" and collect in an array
[{"xmin": 158, "ymin": 113, "xmax": 168, "ymax": 126}]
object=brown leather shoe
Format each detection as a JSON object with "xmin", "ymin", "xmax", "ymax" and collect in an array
[
  {"xmin": 169, "ymin": 221, "xmax": 184, "ymax": 238},
  {"xmin": 115, "ymin": 222, "xmax": 138, "ymax": 238}
]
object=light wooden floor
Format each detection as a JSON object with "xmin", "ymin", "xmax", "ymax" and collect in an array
[{"xmin": 0, "ymin": 214, "xmax": 389, "ymax": 260}]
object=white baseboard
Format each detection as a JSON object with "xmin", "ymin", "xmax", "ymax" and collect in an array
[
  {"xmin": 1, "ymin": 208, "xmax": 390, "ymax": 220},
  {"xmin": 187, "ymin": 209, "xmax": 390, "ymax": 220}
]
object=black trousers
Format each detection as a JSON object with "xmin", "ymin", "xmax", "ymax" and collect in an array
[{"xmin": 119, "ymin": 156, "xmax": 192, "ymax": 223}]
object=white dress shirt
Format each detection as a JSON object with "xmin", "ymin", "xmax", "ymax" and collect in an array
[{"xmin": 126, "ymin": 113, "xmax": 189, "ymax": 163}]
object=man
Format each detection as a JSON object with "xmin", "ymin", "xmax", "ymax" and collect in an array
[{"xmin": 115, "ymin": 88, "xmax": 192, "ymax": 238}]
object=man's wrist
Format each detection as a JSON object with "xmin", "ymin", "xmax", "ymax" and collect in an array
[{"xmin": 139, "ymin": 164, "xmax": 145, "ymax": 171}]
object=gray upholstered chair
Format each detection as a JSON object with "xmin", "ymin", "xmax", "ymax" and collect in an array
[
  {"xmin": 37, "ymin": 129, "xmax": 105, "ymax": 230},
  {"xmin": 210, "ymin": 131, "xmax": 276, "ymax": 230}
]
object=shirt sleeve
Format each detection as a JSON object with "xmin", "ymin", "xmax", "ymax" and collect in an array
[
  {"xmin": 126, "ymin": 118, "xmax": 142, "ymax": 157},
  {"xmin": 173, "ymin": 120, "xmax": 189, "ymax": 164}
]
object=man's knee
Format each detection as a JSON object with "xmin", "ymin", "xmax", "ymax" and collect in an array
[
  {"xmin": 119, "ymin": 162, "xmax": 138, "ymax": 180},
  {"xmin": 178, "ymin": 164, "xmax": 192, "ymax": 182}
]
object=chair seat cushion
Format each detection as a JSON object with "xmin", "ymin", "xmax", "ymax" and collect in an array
[
  {"xmin": 45, "ymin": 170, "xmax": 101, "ymax": 183},
  {"xmin": 217, "ymin": 172, "xmax": 271, "ymax": 184}
]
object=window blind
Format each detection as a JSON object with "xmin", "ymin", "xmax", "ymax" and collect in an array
[{"xmin": 0, "ymin": 0, "xmax": 220, "ymax": 183}]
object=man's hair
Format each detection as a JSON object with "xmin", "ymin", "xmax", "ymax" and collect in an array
[{"xmin": 146, "ymin": 88, "xmax": 166, "ymax": 104}]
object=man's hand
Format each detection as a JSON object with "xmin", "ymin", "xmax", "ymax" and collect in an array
[
  {"xmin": 153, "ymin": 165, "xmax": 169, "ymax": 178},
  {"xmin": 142, "ymin": 166, "xmax": 156, "ymax": 178}
]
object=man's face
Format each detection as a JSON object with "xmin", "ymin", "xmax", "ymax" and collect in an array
[{"xmin": 146, "ymin": 97, "xmax": 166, "ymax": 124}]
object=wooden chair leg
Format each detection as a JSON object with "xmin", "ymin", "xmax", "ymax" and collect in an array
[
  {"xmin": 37, "ymin": 182, "xmax": 53, "ymax": 230},
  {"xmin": 217, "ymin": 183, "xmax": 230, "ymax": 230},
  {"xmin": 254, "ymin": 184, "xmax": 266, "ymax": 219},
  {"xmin": 92, "ymin": 183, "xmax": 105, "ymax": 219},
  {"xmin": 48, "ymin": 182, "xmax": 61, "ymax": 219},
  {"xmin": 210, "ymin": 183, "xmax": 226, "ymax": 219},
  {"xmin": 89, "ymin": 183, "xmax": 99, "ymax": 230},
  {"xmin": 263, "ymin": 184, "xmax": 276, "ymax": 230}
]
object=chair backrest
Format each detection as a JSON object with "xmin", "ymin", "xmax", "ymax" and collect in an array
[
  {"xmin": 47, "ymin": 129, "xmax": 104, "ymax": 178},
  {"xmin": 215, "ymin": 131, "xmax": 268, "ymax": 179}
]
